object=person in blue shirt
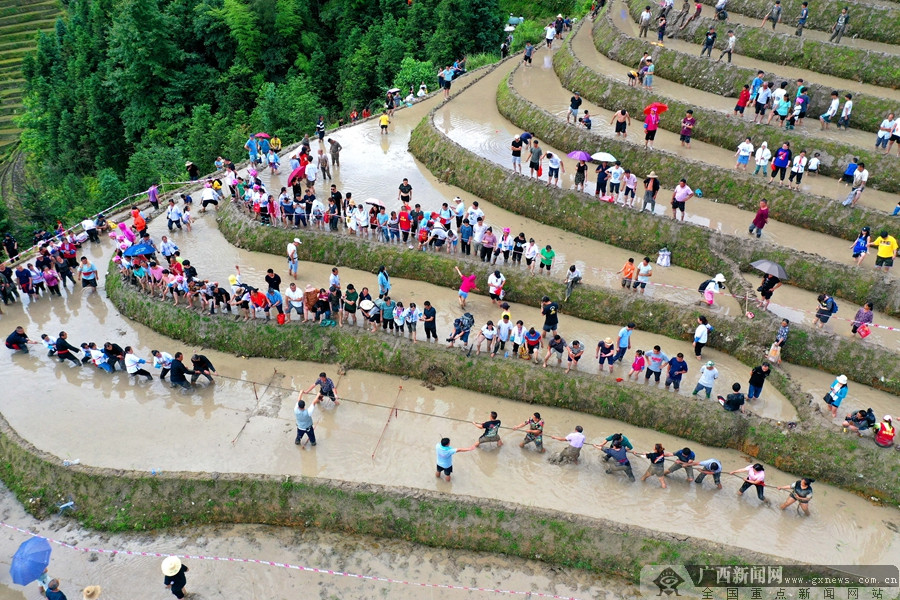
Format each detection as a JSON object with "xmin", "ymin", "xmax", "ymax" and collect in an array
[
  {"xmin": 259, "ymin": 136, "xmax": 270, "ymax": 156},
  {"xmin": 377, "ymin": 265, "xmax": 391, "ymax": 298},
  {"xmin": 435, "ymin": 437, "xmax": 475, "ymax": 481},
  {"xmin": 664, "ymin": 352, "xmax": 689, "ymax": 391},
  {"xmin": 303, "ymin": 371, "xmax": 339, "ymax": 405},
  {"xmin": 294, "ymin": 395, "xmax": 322, "ymax": 446},
  {"xmin": 664, "ymin": 447, "xmax": 697, "ymax": 480},
  {"xmin": 244, "ymin": 136, "xmax": 258, "ymax": 163},
  {"xmin": 459, "ymin": 219, "xmax": 473, "ymax": 255},
  {"xmin": 266, "ymin": 288, "xmax": 283, "ymax": 317},
  {"xmin": 614, "ymin": 322, "xmax": 635, "ymax": 363}
]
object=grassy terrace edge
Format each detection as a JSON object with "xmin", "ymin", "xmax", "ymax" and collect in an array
[
  {"xmin": 553, "ymin": 21, "xmax": 899, "ymax": 193},
  {"xmin": 406, "ymin": 74, "xmax": 900, "ymax": 320},
  {"xmin": 213, "ymin": 205, "xmax": 899, "ymax": 501},
  {"xmin": 695, "ymin": 0, "xmax": 900, "ymax": 45},
  {"xmin": 625, "ymin": 0, "xmax": 900, "ymax": 88},
  {"xmin": 0, "ymin": 400, "xmax": 774, "ymax": 581},
  {"xmin": 501, "ymin": 60, "xmax": 898, "ymax": 253},
  {"xmin": 592, "ymin": 7, "xmax": 897, "ymax": 133}
]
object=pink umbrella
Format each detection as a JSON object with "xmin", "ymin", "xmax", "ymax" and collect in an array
[
  {"xmin": 287, "ymin": 165, "xmax": 306, "ymax": 187},
  {"xmin": 566, "ymin": 150, "xmax": 592, "ymax": 161},
  {"xmin": 254, "ymin": 132, "xmax": 271, "ymax": 139}
]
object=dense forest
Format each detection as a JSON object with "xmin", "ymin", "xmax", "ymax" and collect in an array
[{"xmin": 3, "ymin": 0, "xmax": 579, "ymax": 243}]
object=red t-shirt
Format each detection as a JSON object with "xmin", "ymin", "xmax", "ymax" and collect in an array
[
  {"xmin": 459, "ymin": 274, "xmax": 477, "ymax": 293},
  {"xmin": 737, "ymin": 89, "xmax": 751, "ymax": 107},
  {"xmin": 398, "ymin": 211, "xmax": 411, "ymax": 231}
]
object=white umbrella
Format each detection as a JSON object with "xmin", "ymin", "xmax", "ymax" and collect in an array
[
  {"xmin": 387, "ymin": 88, "xmax": 401, "ymax": 94},
  {"xmin": 365, "ymin": 198, "xmax": 385, "ymax": 208},
  {"xmin": 591, "ymin": 151, "xmax": 617, "ymax": 163}
]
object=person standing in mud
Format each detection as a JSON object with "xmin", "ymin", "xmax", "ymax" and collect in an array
[
  {"xmin": 162, "ymin": 556, "xmax": 189, "ymax": 599},
  {"xmin": 472, "ymin": 411, "xmax": 502, "ymax": 447},
  {"xmin": 435, "ymin": 437, "xmax": 476, "ymax": 482},
  {"xmin": 512, "ymin": 412, "xmax": 545, "ymax": 453},
  {"xmin": 548, "ymin": 425, "xmax": 585, "ymax": 464}
]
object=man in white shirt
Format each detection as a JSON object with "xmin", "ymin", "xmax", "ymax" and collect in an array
[
  {"xmin": 487, "ymin": 269, "xmax": 506, "ymax": 305},
  {"xmin": 454, "ymin": 197, "xmax": 466, "ymax": 228},
  {"xmin": 638, "ymin": 6, "xmax": 653, "ymax": 37},
  {"xmin": 472, "ymin": 217, "xmax": 488, "ymax": 257},
  {"xmin": 286, "ymin": 238, "xmax": 300, "ymax": 279},
  {"xmin": 876, "ymin": 113, "xmax": 895, "ymax": 150},
  {"xmin": 474, "ymin": 321, "xmax": 498, "ymax": 356},
  {"xmin": 548, "ymin": 425, "xmax": 586, "ymax": 464},
  {"xmin": 166, "ymin": 201, "xmax": 183, "ymax": 231},
  {"xmin": 496, "ymin": 315, "xmax": 514, "ymax": 355},
  {"xmin": 305, "ymin": 160, "xmax": 318, "ymax": 187},
  {"xmin": 545, "ymin": 23, "xmax": 556, "ymax": 48},
  {"xmin": 283, "ymin": 282, "xmax": 305, "ymax": 322},
  {"xmin": 671, "ymin": 179, "xmax": 694, "ymax": 221},
  {"xmin": 606, "ymin": 161, "xmax": 625, "ymax": 199},
  {"xmin": 692, "ymin": 361, "xmax": 719, "ymax": 399},
  {"xmin": 847, "ymin": 162, "xmax": 869, "ymax": 207},
  {"xmin": 466, "ymin": 201, "xmax": 484, "ymax": 224},
  {"xmin": 819, "ymin": 91, "xmax": 840, "ymax": 130}
]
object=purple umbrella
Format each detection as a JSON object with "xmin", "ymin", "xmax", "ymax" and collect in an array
[{"xmin": 567, "ymin": 150, "xmax": 592, "ymax": 161}]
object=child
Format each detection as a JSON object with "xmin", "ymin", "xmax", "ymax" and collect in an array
[
  {"xmin": 629, "ymin": 350, "xmax": 645, "ymax": 380},
  {"xmin": 627, "ymin": 70, "xmax": 639, "ymax": 87},
  {"xmin": 181, "ymin": 205, "xmax": 193, "ymax": 232},
  {"xmin": 807, "ymin": 152, "xmax": 820, "ymax": 176},
  {"xmin": 840, "ymin": 157, "xmax": 858, "ymax": 184},
  {"xmin": 734, "ymin": 84, "xmax": 750, "ymax": 117},
  {"xmin": 41, "ymin": 334, "xmax": 57, "ymax": 357},
  {"xmin": 582, "ymin": 110, "xmax": 592, "ymax": 130},
  {"xmin": 656, "ymin": 16, "xmax": 667, "ymax": 43},
  {"xmin": 617, "ymin": 258, "xmax": 636, "ymax": 288},
  {"xmin": 837, "ymin": 93, "xmax": 853, "ymax": 129}
]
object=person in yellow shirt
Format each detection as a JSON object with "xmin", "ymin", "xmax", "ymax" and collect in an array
[
  {"xmin": 869, "ymin": 229, "xmax": 898, "ymax": 273},
  {"xmin": 379, "ymin": 112, "xmax": 390, "ymax": 135}
]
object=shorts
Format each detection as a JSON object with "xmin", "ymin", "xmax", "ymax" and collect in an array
[
  {"xmin": 458, "ymin": 290, "xmax": 469, "ymax": 299},
  {"xmin": 542, "ymin": 323, "xmax": 557, "ymax": 332},
  {"xmin": 645, "ymin": 129, "xmax": 657, "ymax": 141},
  {"xmin": 615, "ymin": 121, "xmax": 627, "ymax": 133},
  {"xmin": 380, "ymin": 125, "xmax": 388, "ymax": 131},
  {"xmin": 799, "ymin": 111, "xmax": 807, "ymax": 119},
  {"xmin": 529, "ymin": 161, "xmax": 539, "ymax": 171},
  {"xmin": 635, "ymin": 280, "xmax": 647, "ymax": 289},
  {"xmin": 569, "ymin": 107, "xmax": 579, "ymax": 119},
  {"xmin": 665, "ymin": 376, "xmax": 682, "ymax": 389},
  {"xmin": 623, "ymin": 187, "xmax": 635, "ymax": 198},
  {"xmin": 645, "ymin": 463, "xmax": 664, "ymax": 477},
  {"xmin": 875, "ymin": 256, "xmax": 894, "ymax": 267},
  {"xmin": 679, "ymin": 134, "xmax": 691, "ymax": 143},
  {"xmin": 82, "ymin": 278, "xmax": 97, "ymax": 288},
  {"xmin": 754, "ymin": 102, "xmax": 766, "ymax": 115},
  {"xmin": 479, "ymin": 432, "xmax": 500, "ymax": 444},
  {"xmin": 443, "ymin": 80, "xmax": 452, "ymax": 90},
  {"xmin": 436, "ymin": 464, "xmax": 453, "ymax": 475},
  {"xmin": 574, "ymin": 172, "xmax": 585, "ymax": 184},
  {"xmin": 820, "ymin": 113, "xmax": 832, "ymax": 122},
  {"xmin": 512, "ymin": 156, "xmax": 521, "ymax": 164},
  {"xmin": 523, "ymin": 55, "xmax": 532, "ymax": 63},
  {"xmin": 202, "ymin": 199, "xmax": 218, "ymax": 208},
  {"xmin": 489, "ymin": 292, "xmax": 501, "ymax": 301},
  {"xmin": 734, "ymin": 104, "xmax": 746, "ymax": 114},
  {"xmin": 622, "ymin": 278, "xmax": 633, "ymax": 288},
  {"xmin": 526, "ymin": 257, "xmax": 534, "ymax": 265},
  {"xmin": 737, "ymin": 155, "xmax": 750, "ymax": 165},
  {"xmin": 433, "ymin": 239, "xmax": 444, "ymax": 247},
  {"xmin": 548, "ymin": 167, "xmax": 559, "ymax": 178},
  {"xmin": 598, "ymin": 355, "xmax": 615, "ymax": 365},
  {"xmin": 891, "ymin": 134, "xmax": 900, "ymax": 143},
  {"xmin": 672, "ymin": 200, "xmax": 686, "ymax": 212},
  {"xmin": 568, "ymin": 354, "xmax": 581, "ymax": 363}
]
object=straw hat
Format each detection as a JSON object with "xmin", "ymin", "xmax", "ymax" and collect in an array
[
  {"xmin": 83, "ymin": 586, "xmax": 102, "ymax": 600},
  {"xmin": 713, "ymin": 273, "xmax": 726, "ymax": 283},
  {"xmin": 646, "ymin": 171, "xmax": 658, "ymax": 178},
  {"xmin": 184, "ymin": 161, "xmax": 192, "ymax": 167},
  {"xmin": 837, "ymin": 375, "xmax": 848, "ymax": 384},
  {"xmin": 161, "ymin": 556, "xmax": 182, "ymax": 576},
  {"xmin": 604, "ymin": 337, "xmax": 613, "ymax": 345}
]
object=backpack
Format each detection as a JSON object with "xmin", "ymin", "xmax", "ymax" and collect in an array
[
  {"xmin": 698, "ymin": 279, "xmax": 713, "ymax": 293},
  {"xmin": 865, "ymin": 409, "xmax": 877, "ymax": 427},
  {"xmin": 830, "ymin": 298, "xmax": 839, "ymax": 314},
  {"xmin": 460, "ymin": 312, "xmax": 475, "ymax": 330}
]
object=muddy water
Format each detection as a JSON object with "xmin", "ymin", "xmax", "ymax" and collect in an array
[
  {"xmin": 2, "ymin": 221, "xmax": 899, "ymax": 566},
  {"xmin": 437, "ymin": 51, "xmax": 857, "ymax": 269},
  {"xmin": 703, "ymin": 7, "xmax": 900, "ymax": 55},
  {"xmin": 0, "ymin": 485, "xmax": 631, "ymax": 600},
  {"xmin": 781, "ymin": 362, "xmax": 900, "ymax": 424},
  {"xmin": 593, "ymin": 14, "xmax": 900, "ymax": 213},
  {"xmin": 246, "ymin": 72, "xmax": 744, "ymax": 316},
  {"xmin": 749, "ymin": 271, "xmax": 900, "ymax": 352},
  {"xmin": 612, "ymin": 1, "xmax": 900, "ymax": 103},
  {"xmin": 149, "ymin": 213, "xmax": 797, "ymax": 421}
]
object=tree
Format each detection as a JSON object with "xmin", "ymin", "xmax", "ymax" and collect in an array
[
  {"xmin": 427, "ymin": 0, "xmax": 504, "ymax": 66},
  {"xmin": 392, "ymin": 56, "xmax": 435, "ymax": 92}
]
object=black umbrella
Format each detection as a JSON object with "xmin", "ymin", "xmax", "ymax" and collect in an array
[{"xmin": 750, "ymin": 259, "xmax": 788, "ymax": 279}]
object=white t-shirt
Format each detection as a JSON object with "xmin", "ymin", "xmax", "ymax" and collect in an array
[
  {"xmin": 853, "ymin": 168, "xmax": 869, "ymax": 187},
  {"xmin": 524, "ymin": 243, "xmax": 538, "ymax": 260},
  {"xmin": 467, "ymin": 207, "xmax": 484, "ymax": 223},
  {"xmin": 511, "ymin": 326, "xmax": 526, "ymax": 345},
  {"xmin": 637, "ymin": 263, "xmax": 652, "ymax": 282},
  {"xmin": 284, "ymin": 287, "xmax": 304, "ymax": 306},
  {"xmin": 737, "ymin": 141, "xmax": 754, "ymax": 157},
  {"xmin": 548, "ymin": 155, "xmax": 561, "ymax": 169},
  {"xmin": 305, "ymin": 162, "xmax": 318, "ymax": 179},
  {"xmin": 480, "ymin": 325, "xmax": 497, "ymax": 340},
  {"xmin": 125, "ymin": 354, "xmax": 144, "ymax": 374},
  {"xmin": 487, "ymin": 273, "xmax": 505, "ymax": 294},
  {"xmin": 623, "ymin": 172, "xmax": 637, "ymax": 189},
  {"xmin": 545, "ymin": 25, "xmax": 556, "ymax": 39},
  {"xmin": 640, "ymin": 9, "xmax": 652, "ymax": 24},
  {"xmin": 791, "ymin": 156, "xmax": 807, "ymax": 173},
  {"xmin": 697, "ymin": 367, "xmax": 719, "ymax": 387},
  {"xmin": 566, "ymin": 431, "xmax": 586, "ymax": 448},
  {"xmin": 841, "ymin": 100, "xmax": 853, "ymax": 117},
  {"xmin": 807, "ymin": 157, "xmax": 820, "ymax": 171},
  {"xmin": 772, "ymin": 88, "xmax": 787, "ymax": 104},
  {"xmin": 496, "ymin": 320, "xmax": 514, "ymax": 341},
  {"xmin": 826, "ymin": 98, "xmax": 839, "ymax": 117},
  {"xmin": 878, "ymin": 119, "xmax": 896, "ymax": 139},
  {"xmin": 607, "ymin": 166, "xmax": 624, "ymax": 184},
  {"xmin": 473, "ymin": 223, "xmax": 488, "ymax": 243}
]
